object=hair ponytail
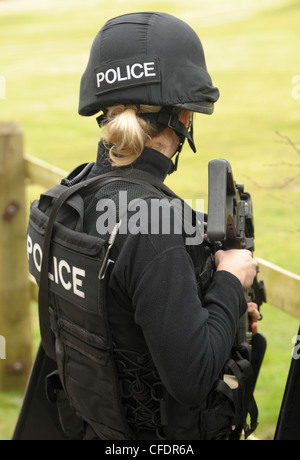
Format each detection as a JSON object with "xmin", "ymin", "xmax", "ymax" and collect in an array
[{"xmin": 102, "ymin": 104, "xmax": 162, "ymax": 167}]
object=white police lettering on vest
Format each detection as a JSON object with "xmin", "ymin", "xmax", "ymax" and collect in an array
[
  {"xmin": 27, "ymin": 235, "xmax": 86, "ymax": 299},
  {"xmin": 95, "ymin": 56, "xmax": 161, "ymax": 94}
]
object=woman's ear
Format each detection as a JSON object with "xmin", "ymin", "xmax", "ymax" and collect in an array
[{"xmin": 179, "ymin": 110, "xmax": 191, "ymax": 128}]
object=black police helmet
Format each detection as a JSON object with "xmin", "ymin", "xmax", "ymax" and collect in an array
[{"xmin": 79, "ymin": 12, "xmax": 220, "ymax": 117}]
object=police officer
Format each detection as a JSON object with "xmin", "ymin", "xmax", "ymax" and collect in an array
[{"xmin": 43, "ymin": 12, "xmax": 260, "ymax": 440}]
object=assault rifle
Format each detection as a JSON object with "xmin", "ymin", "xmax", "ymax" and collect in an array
[{"xmin": 206, "ymin": 159, "xmax": 267, "ymax": 436}]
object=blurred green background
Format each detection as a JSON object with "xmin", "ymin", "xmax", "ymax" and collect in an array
[{"xmin": 0, "ymin": 0, "xmax": 299, "ymax": 440}]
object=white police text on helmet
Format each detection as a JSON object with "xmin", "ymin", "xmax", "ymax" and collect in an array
[
  {"xmin": 96, "ymin": 61, "xmax": 157, "ymax": 89},
  {"xmin": 27, "ymin": 235, "xmax": 86, "ymax": 299}
]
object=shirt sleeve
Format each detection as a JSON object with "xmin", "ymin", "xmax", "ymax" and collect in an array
[{"xmin": 111, "ymin": 200, "xmax": 248, "ymax": 406}]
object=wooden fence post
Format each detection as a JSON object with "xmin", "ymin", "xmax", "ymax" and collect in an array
[{"xmin": 0, "ymin": 122, "xmax": 32, "ymax": 391}]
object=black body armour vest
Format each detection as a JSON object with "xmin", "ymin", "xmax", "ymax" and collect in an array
[{"xmin": 27, "ymin": 164, "xmax": 258, "ymax": 440}]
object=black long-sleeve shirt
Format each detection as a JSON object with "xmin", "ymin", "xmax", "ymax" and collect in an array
[{"xmin": 86, "ymin": 142, "xmax": 247, "ymax": 439}]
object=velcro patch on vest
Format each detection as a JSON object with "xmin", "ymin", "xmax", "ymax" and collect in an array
[{"xmin": 94, "ymin": 56, "xmax": 161, "ymax": 95}]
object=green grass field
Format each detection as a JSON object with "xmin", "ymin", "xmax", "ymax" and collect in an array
[{"xmin": 0, "ymin": 0, "xmax": 299, "ymax": 440}]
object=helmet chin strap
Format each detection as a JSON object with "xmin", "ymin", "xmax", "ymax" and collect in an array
[
  {"xmin": 172, "ymin": 142, "xmax": 184, "ymax": 172},
  {"xmin": 137, "ymin": 107, "xmax": 196, "ymax": 171}
]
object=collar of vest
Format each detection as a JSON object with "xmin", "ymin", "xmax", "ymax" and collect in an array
[{"xmin": 89, "ymin": 140, "xmax": 176, "ymax": 181}]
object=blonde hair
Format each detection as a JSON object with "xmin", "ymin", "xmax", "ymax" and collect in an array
[{"xmin": 101, "ymin": 104, "xmax": 181, "ymax": 167}]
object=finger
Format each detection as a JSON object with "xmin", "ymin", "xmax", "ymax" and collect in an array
[
  {"xmin": 247, "ymin": 303, "xmax": 260, "ymax": 322},
  {"xmin": 249, "ymin": 309, "xmax": 260, "ymax": 322},
  {"xmin": 248, "ymin": 302, "xmax": 258, "ymax": 310},
  {"xmin": 251, "ymin": 321, "xmax": 258, "ymax": 335}
]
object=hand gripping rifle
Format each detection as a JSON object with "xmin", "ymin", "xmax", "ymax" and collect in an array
[{"xmin": 206, "ymin": 159, "xmax": 267, "ymax": 437}]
